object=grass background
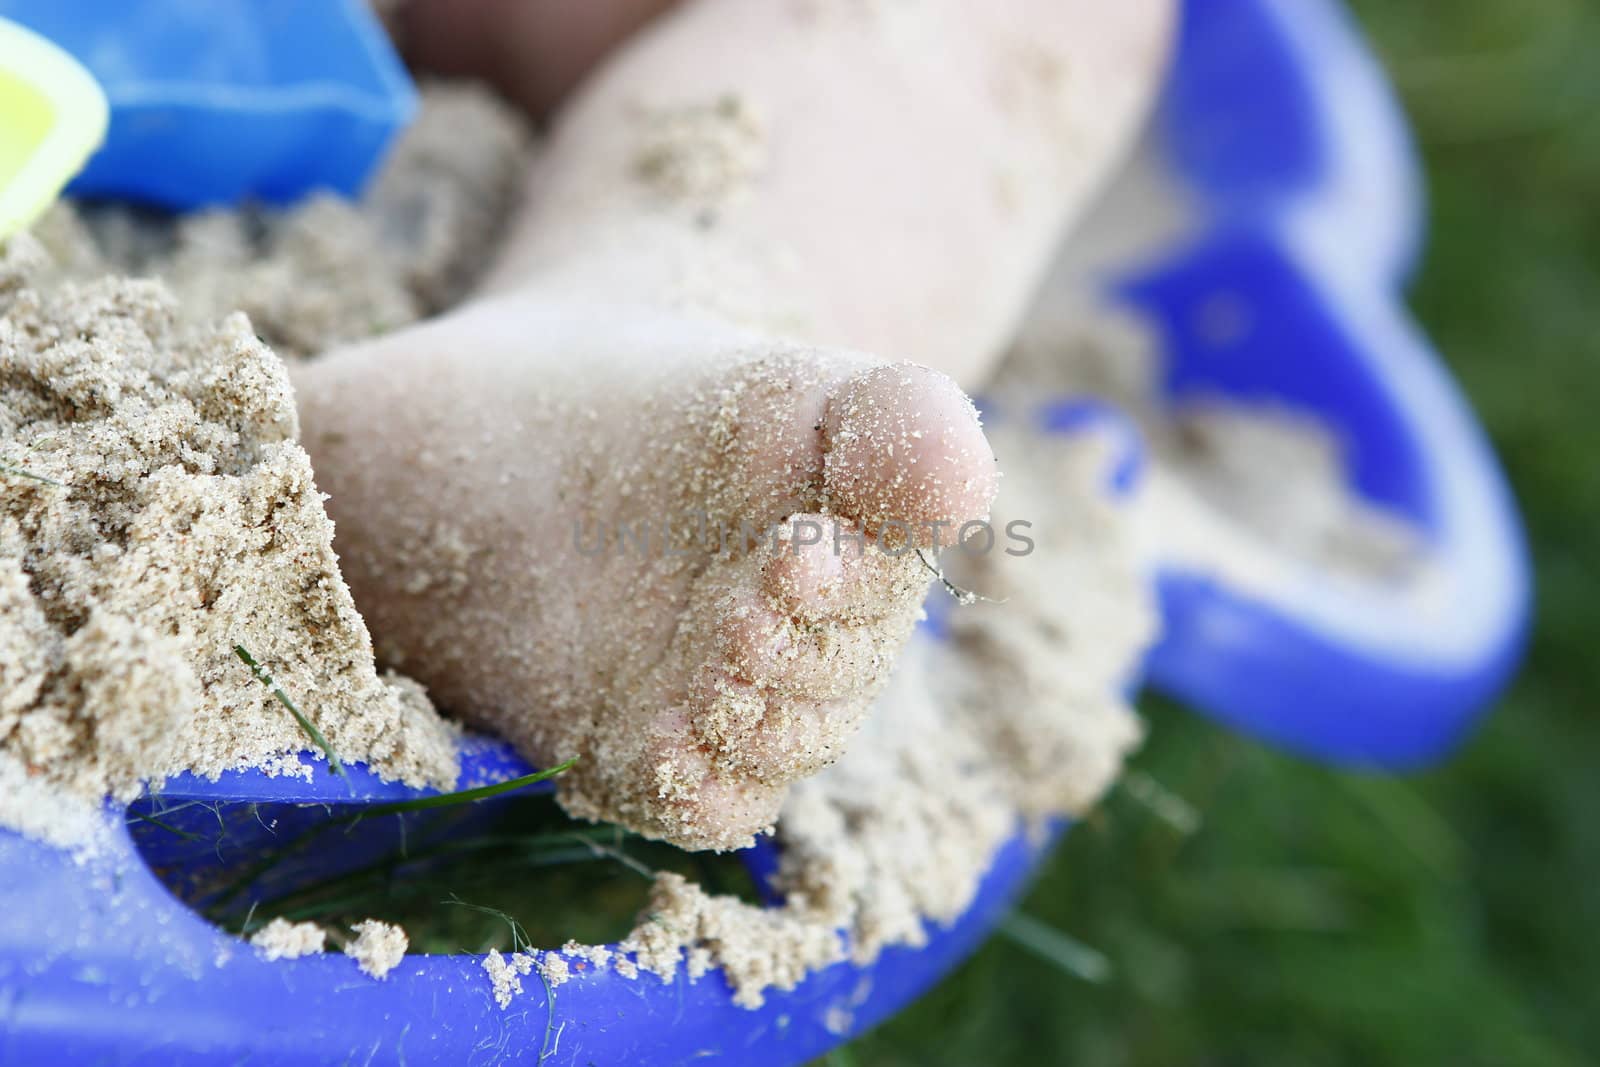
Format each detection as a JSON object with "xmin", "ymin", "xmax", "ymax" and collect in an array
[{"xmin": 835, "ymin": 1, "xmax": 1600, "ymax": 1063}]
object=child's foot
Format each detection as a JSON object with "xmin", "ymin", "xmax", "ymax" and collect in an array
[
  {"xmin": 291, "ymin": 0, "xmax": 1167, "ymax": 851},
  {"xmin": 293, "ymin": 296, "xmax": 998, "ymax": 849}
]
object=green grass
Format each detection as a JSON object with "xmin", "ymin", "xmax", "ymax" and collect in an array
[
  {"xmin": 215, "ymin": 793, "xmax": 760, "ymax": 954},
  {"xmin": 351, "ymin": 757, "xmax": 580, "ymax": 818},
  {"xmin": 234, "ymin": 645, "xmax": 346, "ymax": 777},
  {"xmin": 833, "ymin": 3, "xmax": 1600, "ymax": 1063}
]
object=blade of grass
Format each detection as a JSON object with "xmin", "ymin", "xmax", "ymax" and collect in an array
[
  {"xmin": 126, "ymin": 808, "xmax": 204, "ymax": 841},
  {"xmin": 998, "ymin": 912, "xmax": 1112, "ymax": 984},
  {"xmin": 267, "ymin": 848, "xmax": 613, "ymax": 926},
  {"xmin": 1120, "ymin": 770, "xmax": 1202, "ymax": 836},
  {"xmin": 567, "ymin": 831, "xmax": 655, "ymax": 880},
  {"xmin": 233, "ymin": 645, "xmax": 344, "ymax": 777},
  {"xmin": 915, "ymin": 548, "xmax": 1004, "ymax": 606},
  {"xmin": 1335, "ymin": 772, "xmax": 1463, "ymax": 879},
  {"xmin": 536, "ymin": 968, "xmax": 559, "ymax": 1065},
  {"xmin": 442, "ymin": 894, "xmax": 528, "ymax": 952},
  {"xmin": 0, "ymin": 461, "xmax": 63, "ymax": 486},
  {"xmin": 353, "ymin": 759, "xmax": 577, "ymax": 820},
  {"xmin": 257, "ymin": 830, "xmax": 642, "ymax": 926},
  {"xmin": 206, "ymin": 770, "xmax": 581, "ymax": 922}
]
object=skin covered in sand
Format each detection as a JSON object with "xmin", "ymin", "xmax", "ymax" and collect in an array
[
  {"xmin": 293, "ymin": 0, "xmax": 1174, "ymax": 850},
  {"xmin": 483, "ymin": 0, "xmax": 1175, "ymax": 387},
  {"xmin": 296, "ymin": 300, "xmax": 994, "ymax": 850}
]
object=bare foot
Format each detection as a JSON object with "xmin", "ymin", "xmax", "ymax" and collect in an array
[
  {"xmin": 295, "ymin": 0, "xmax": 1169, "ymax": 849},
  {"xmin": 294, "ymin": 298, "xmax": 997, "ymax": 849}
]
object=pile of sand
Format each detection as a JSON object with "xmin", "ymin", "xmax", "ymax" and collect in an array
[
  {"xmin": 30, "ymin": 82, "xmax": 535, "ymax": 359},
  {"xmin": 0, "ymin": 81, "xmax": 532, "ymax": 849},
  {"xmin": 2, "ymin": 82, "xmax": 530, "ymax": 854},
  {"xmin": 1000, "ymin": 136, "xmax": 1428, "ymax": 588},
  {"xmin": 0, "ymin": 236, "xmax": 459, "ymax": 850}
]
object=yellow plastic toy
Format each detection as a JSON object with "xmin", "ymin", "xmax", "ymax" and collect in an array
[{"xmin": 0, "ymin": 16, "xmax": 107, "ymax": 239}]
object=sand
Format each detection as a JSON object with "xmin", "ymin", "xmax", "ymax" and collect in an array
[
  {"xmin": 250, "ymin": 918, "xmax": 327, "ymax": 961},
  {"xmin": 247, "ymin": 915, "xmax": 408, "ymax": 977},
  {"xmin": 29, "ymin": 82, "xmax": 535, "ymax": 359},
  {"xmin": 1000, "ymin": 290, "xmax": 1427, "ymax": 585},
  {"xmin": 0, "ymin": 235, "xmax": 461, "ymax": 849},
  {"xmin": 482, "ymin": 949, "xmax": 538, "ymax": 1009},
  {"xmin": 0, "ymin": 81, "xmax": 535, "ymax": 850},
  {"xmin": 345, "ymin": 919, "xmax": 410, "ymax": 979},
  {"xmin": 632, "ymin": 94, "xmax": 767, "ymax": 210}
]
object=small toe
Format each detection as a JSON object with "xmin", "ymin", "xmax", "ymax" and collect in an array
[
  {"xmin": 761, "ymin": 520, "xmax": 850, "ymax": 609},
  {"xmin": 760, "ymin": 514, "xmax": 922, "ymax": 623},
  {"xmin": 716, "ymin": 589, "xmax": 910, "ymax": 701},
  {"xmin": 689, "ymin": 668, "xmax": 863, "ymax": 782},
  {"xmin": 738, "ymin": 694, "xmax": 860, "ymax": 781},
  {"xmin": 640, "ymin": 707, "xmax": 782, "ymax": 851}
]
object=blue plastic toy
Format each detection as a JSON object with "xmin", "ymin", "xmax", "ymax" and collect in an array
[
  {"xmin": 0, "ymin": 0, "xmax": 414, "ymax": 208},
  {"xmin": 0, "ymin": 1, "xmax": 1531, "ymax": 1063},
  {"xmin": 1131, "ymin": 0, "xmax": 1529, "ymax": 766}
]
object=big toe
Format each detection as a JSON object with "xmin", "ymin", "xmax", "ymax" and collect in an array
[{"xmin": 822, "ymin": 363, "xmax": 999, "ymax": 543}]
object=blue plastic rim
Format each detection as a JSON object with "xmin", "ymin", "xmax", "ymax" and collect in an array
[
  {"xmin": 1, "ymin": 733, "xmax": 1065, "ymax": 1066},
  {"xmin": 1004, "ymin": 0, "xmax": 1527, "ymax": 767},
  {"xmin": 0, "ymin": 0, "xmax": 1533, "ymax": 1063},
  {"xmin": 1119, "ymin": 0, "xmax": 1530, "ymax": 767},
  {"xmin": 0, "ymin": 0, "xmax": 415, "ymax": 208}
]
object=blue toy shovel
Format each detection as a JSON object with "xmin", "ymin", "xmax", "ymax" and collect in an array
[{"xmin": 0, "ymin": 0, "xmax": 1530, "ymax": 1063}]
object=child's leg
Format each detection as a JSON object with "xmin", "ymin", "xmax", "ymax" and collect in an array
[
  {"xmin": 396, "ymin": 0, "xmax": 680, "ymax": 119},
  {"xmin": 488, "ymin": 0, "xmax": 1174, "ymax": 386}
]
